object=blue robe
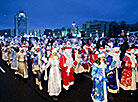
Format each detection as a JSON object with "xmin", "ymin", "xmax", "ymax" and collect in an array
[
  {"xmin": 106, "ymin": 55, "xmax": 119, "ymax": 93},
  {"xmin": 31, "ymin": 51, "xmax": 43, "ymax": 82},
  {"xmin": 91, "ymin": 63, "xmax": 109, "ymax": 102}
]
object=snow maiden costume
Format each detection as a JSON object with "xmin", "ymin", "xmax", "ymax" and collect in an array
[
  {"xmin": 31, "ymin": 46, "xmax": 43, "ymax": 90},
  {"xmin": 91, "ymin": 53, "xmax": 109, "ymax": 102},
  {"xmin": 42, "ymin": 48, "xmax": 61, "ymax": 99}
]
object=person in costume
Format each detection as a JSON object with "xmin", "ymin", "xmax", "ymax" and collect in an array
[
  {"xmin": 15, "ymin": 48, "xmax": 28, "ymax": 78},
  {"xmin": 81, "ymin": 44, "xmax": 92, "ymax": 72},
  {"xmin": 2, "ymin": 44, "xmax": 8, "ymax": 61},
  {"xmin": 31, "ymin": 46, "xmax": 43, "ymax": 90},
  {"xmin": 7, "ymin": 44, "xmax": 12, "ymax": 65},
  {"xmin": 59, "ymin": 46, "xmax": 75, "ymax": 91},
  {"xmin": 106, "ymin": 46, "xmax": 121, "ymax": 94},
  {"xmin": 120, "ymin": 49, "xmax": 137, "ymax": 91},
  {"xmin": 42, "ymin": 48, "xmax": 61, "ymax": 100},
  {"xmin": 11, "ymin": 45, "xmax": 19, "ymax": 70},
  {"xmin": 134, "ymin": 49, "xmax": 138, "ymax": 83},
  {"xmin": 81, "ymin": 53, "xmax": 92, "ymax": 72},
  {"xmin": 74, "ymin": 46, "xmax": 84, "ymax": 74},
  {"xmin": 91, "ymin": 52, "xmax": 109, "ymax": 102}
]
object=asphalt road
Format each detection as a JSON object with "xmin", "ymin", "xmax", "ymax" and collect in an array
[{"xmin": 0, "ymin": 56, "xmax": 138, "ymax": 102}]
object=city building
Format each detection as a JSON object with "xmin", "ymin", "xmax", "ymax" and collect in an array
[
  {"xmin": 0, "ymin": 29, "xmax": 15, "ymax": 37},
  {"xmin": 82, "ymin": 21, "xmax": 91, "ymax": 32},
  {"xmin": 53, "ymin": 29, "xmax": 62, "ymax": 38},
  {"xmin": 44, "ymin": 29, "xmax": 53, "ymax": 37},
  {"xmin": 86, "ymin": 20, "xmax": 110, "ymax": 38},
  {"xmin": 129, "ymin": 22, "xmax": 138, "ymax": 32},
  {"xmin": 15, "ymin": 11, "xmax": 29, "ymax": 37},
  {"xmin": 29, "ymin": 29, "xmax": 41, "ymax": 37}
]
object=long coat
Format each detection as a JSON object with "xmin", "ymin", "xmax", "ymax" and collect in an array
[
  {"xmin": 59, "ymin": 54, "xmax": 74, "ymax": 90},
  {"xmin": 44, "ymin": 56, "xmax": 61, "ymax": 96},
  {"xmin": 11, "ymin": 49, "xmax": 18, "ymax": 70},
  {"xmin": 91, "ymin": 62, "xmax": 109, "ymax": 102},
  {"xmin": 120, "ymin": 53, "xmax": 137, "ymax": 90}
]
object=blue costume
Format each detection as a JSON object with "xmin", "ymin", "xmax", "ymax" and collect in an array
[
  {"xmin": 91, "ymin": 62, "xmax": 109, "ymax": 102},
  {"xmin": 31, "ymin": 50, "xmax": 44, "ymax": 82},
  {"xmin": 106, "ymin": 55, "xmax": 120, "ymax": 93}
]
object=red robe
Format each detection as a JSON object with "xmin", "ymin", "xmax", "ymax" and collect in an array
[
  {"xmin": 120, "ymin": 54, "xmax": 137, "ymax": 90},
  {"xmin": 59, "ymin": 55, "xmax": 75, "ymax": 86}
]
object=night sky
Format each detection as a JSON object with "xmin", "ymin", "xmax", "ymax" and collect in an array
[{"xmin": 0, "ymin": 0, "xmax": 138, "ymax": 31}]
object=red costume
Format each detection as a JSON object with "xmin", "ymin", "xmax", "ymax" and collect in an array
[
  {"xmin": 59, "ymin": 47, "xmax": 75, "ymax": 90},
  {"xmin": 120, "ymin": 49, "xmax": 137, "ymax": 90}
]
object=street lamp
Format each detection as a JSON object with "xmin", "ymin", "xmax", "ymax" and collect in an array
[
  {"xmin": 72, "ymin": 22, "xmax": 76, "ymax": 28},
  {"xmin": 121, "ymin": 30, "xmax": 125, "ymax": 36},
  {"xmin": 102, "ymin": 32, "xmax": 104, "ymax": 37},
  {"xmin": 5, "ymin": 32, "xmax": 7, "ymax": 37},
  {"xmin": 62, "ymin": 32, "xmax": 64, "ymax": 37},
  {"xmin": 5, "ymin": 32, "xmax": 7, "ymax": 35},
  {"xmin": 53, "ymin": 33, "xmax": 55, "ymax": 37},
  {"xmin": 96, "ymin": 30, "xmax": 98, "ymax": 37},
  {"xmin": 127, "ymin": 31, "xmax": 129, "ymax": 38},
  {"xmin": 90, "ymin": 33, "xmax": 92, "ymax": 37},
  {"xmin": 34, "ymin": 31, "xmax": 37, "ymax": 37}
]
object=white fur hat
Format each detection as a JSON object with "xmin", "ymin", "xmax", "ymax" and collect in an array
[
  {"xmin": 126, "ymin": 49, "xmax": 134, "ymax": 54},
  {"xmin": 98, "ymin": 52, "xmax": 105, "ymax": 58},
  {"xmin": 64, "ymin": 47, "xmax": 72, "ymax": 52},
  {"xmin": 112, "ymin": 46, "xmax": 120, "ymax": 52}
]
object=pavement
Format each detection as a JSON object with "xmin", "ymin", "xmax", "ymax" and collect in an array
[{"xmin": 0, "ymin": 54, "xmax": 138, "ymax": 102}]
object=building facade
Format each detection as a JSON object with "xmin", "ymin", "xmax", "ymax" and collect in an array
[
  {"xmin": 86, "ymin": 20, "xmax": 110, "ymax": 37},
  {"xmin": 29, "ymin": 29, "xmax": 41, "ymax": 37},
  {"xmin": 44, "ymin": 29, "xmax": 53, "ymax": 37},
  {"xmin": 15, "ymin": 11, "xmax": 29, "ymax": 37},
  {"xmin": 0, "ymin": 29, "xmax": 15, "ymax": 37}
]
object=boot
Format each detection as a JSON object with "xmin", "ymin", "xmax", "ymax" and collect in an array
[
  {"xmin": 39, "ymin": 82, "xmax": 43, "ymax": 90},
  {"xmin": 35, "ymin": 78, "xmax": 39, "ymax": 86}
]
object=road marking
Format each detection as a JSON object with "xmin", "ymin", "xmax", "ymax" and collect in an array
[{"xmin": 0, "ymin": 66, "xmax": 6, "ymax": 73}]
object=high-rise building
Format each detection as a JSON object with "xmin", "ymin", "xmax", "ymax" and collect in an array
[
  {"xmin": 15, "ymin": 11, "xmax": 29, "ymax": 36},
  {"xmin": 86, "ymin": 20, "xmax": 110, "ymax": 37}
]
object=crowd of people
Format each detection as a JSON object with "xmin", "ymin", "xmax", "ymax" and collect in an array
[{"xmin": 0, "ymin": 36, "xmax": 138, "ymax": 101}]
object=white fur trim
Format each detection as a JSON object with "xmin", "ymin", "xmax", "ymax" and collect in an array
[
  {"xmin": 120, "ymin": 84, "xmax": 136, "ymax": 90},
  {"xmin": 64, "ymin": 64, "xmax": 67, "ymax": 67},
  {"xmin": 108, "ymin": 87, "xmax": 118, "ymax": 93},
  {"xmin": 69, "ymin": 81, "xmax": 74, "ymax": 86},
  {"xmin": 98, "ymin": 53, "xmax": 105, "ymax": 58},
  {"xmin": 63, "ymin": 85, "xmax": 69, "ymax": 90},
  {"xmin": 113, "ymin": 47, "xmax": 120, "ymax": 51}
]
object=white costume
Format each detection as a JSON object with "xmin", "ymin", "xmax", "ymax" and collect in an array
[{"xmin": 44, "ymin": 55, "xmax": 61, "ymax": 96}]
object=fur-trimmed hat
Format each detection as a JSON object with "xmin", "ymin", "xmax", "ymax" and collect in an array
[{"xmin": 98, "ymin": 52, "xmax": 105, "ymax": 58}]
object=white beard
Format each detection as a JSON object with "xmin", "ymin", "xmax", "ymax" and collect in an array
[
  {"xmin": 113, "ymin": 53, "xmax": 120, "ymax": 68},
  {"xmin": 66, "ymin": 57, "xmax": 73, "ymax": 68}
]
